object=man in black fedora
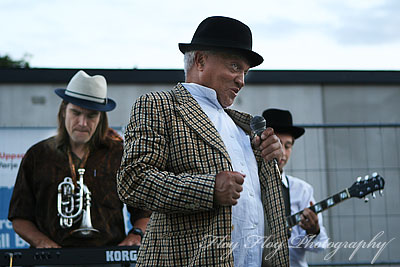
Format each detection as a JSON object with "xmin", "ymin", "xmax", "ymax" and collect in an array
[
  {"xmin": 262, "ymin": 108, "xmax": 328, "ymax": 267},
  {"xmin": 117, "ymin": 16, "xmax": 289, "ymax": 266},
  {"xmin": 9, "ymin": 71, "xmax": 150, "ymax": 255}
]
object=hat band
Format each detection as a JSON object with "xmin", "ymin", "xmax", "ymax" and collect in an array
[
  {"xmin": 65, "ymin": 89, "xmax": 107, "ymax": 104},
  {"xmin": 191, "ymin": 37, "xmax": 252, "ymax": 50}
]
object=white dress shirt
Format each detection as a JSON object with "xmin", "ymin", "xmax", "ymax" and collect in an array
[
  {"xmin": 184, "ymin": 83, "xmax": 265, "ymax": 267},
  {"xmin": 282, "ymin": 172, "xmax": 329, "ymax": 267}
]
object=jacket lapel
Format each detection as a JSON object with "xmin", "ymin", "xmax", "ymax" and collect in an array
[
  {"xmin": 225, "ymin": 108, "xmax": 253, "ymax": 135},
  {"xmin": 172, "ymin": 83, "xmax": 231, "ymax": 165}
]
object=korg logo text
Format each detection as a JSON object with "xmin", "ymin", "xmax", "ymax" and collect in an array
[{"xmin": 106, "ymin": 250, "xmax": 137, "ymax": 262}]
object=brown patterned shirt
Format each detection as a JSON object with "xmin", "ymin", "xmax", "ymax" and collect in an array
[{"xmin": 9, "ymin": 136, "xmax": 149, "ymax": 247}]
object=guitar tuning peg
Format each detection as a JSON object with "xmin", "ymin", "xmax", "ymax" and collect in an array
[
  {"xmin": 379, "ymin": 190, "xmax": 384, "ymax": 196},
  {"xmin": 357, "ymin": 176, "xmax": 362, "ymax": 183},
  {"xmin": 364, "ymin": 175, "xmax": 369, "ymax": 181},
  {"xmin": 364, "ymin": 197, "xmax": 369, "ymax": 203},
  {"xmin": 372, "ymin": 172, "xmax": 378, "ymax": 177},
  {"xmin": 372, "ymin": 192, "xmax": 376, "ymax": 199}
]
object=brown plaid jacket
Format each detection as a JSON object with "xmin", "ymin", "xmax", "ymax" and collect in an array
[{"xmin": 117, "ymin": 83, "xmax": 289, "ymax": 266}]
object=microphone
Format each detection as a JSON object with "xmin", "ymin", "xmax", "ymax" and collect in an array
[
  {"xmin": 250, "ymin": 115, "xmax": 279, "ymax": 167},
  {"xmin": 250, "ymin": 115, "xmax": 266, "ymax": 137}
]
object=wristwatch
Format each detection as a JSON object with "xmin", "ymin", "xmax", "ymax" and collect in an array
[{"xmin": 129, "ymin": 228, "xmax": 144, "ymax": 239}]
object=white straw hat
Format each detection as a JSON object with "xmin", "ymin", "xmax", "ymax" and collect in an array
[{"xmin": 55, "ymin": 70, "xmax": 116, "ymax": 111}]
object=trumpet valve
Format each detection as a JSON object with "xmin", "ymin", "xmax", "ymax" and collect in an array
[{"xmin": 78, "ymin": 168, "xmax": 85, "ymax": 176}]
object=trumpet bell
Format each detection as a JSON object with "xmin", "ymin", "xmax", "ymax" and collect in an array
[
  {"xmin": 71, "ymin": 204, "xmax": 100, "ymax": 238},
  {"xmin": 71, "ymin": 227, "xmax": 100, "ymax": 238}
]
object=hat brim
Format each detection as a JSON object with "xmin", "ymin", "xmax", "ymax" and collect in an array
[
  {"xmin": 55, "ymin": 89, "xmax": 116, "ymax": 112},
  {"xmin": 273, "ymin": 126, "xmax": 305, "ymax": 139},
  {"xmin": 179, "ymin": 43, "xmax": 264, "ymax": 68}
]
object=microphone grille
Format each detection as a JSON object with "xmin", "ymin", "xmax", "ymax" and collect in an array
[{"xmin": 250, "ymin": 115, "xmax": 266, "ymax": 136}]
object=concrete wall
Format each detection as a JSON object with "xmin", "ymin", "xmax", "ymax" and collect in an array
[{"xmin": 4, "ymin": 83, "xmax": 398, "ymax": 126}]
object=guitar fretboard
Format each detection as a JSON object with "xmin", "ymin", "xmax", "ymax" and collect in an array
[{"xmin": 286, "ymin": 188, "xmax": 350, "ymax": 228}]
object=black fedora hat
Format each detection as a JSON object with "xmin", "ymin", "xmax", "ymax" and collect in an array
[
  {"xmin": 179, "ymin": 16, "xmax": 264, "ymax": 68},
  {"xmin": 262, "ymin": 109, "xmax": 305, "ymax": 139},
  {"xmin": 55, "ymin": 70, "xmax": 116, "ymax": 112}
]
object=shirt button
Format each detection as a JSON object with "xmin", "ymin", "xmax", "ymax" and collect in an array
[{"xmin": 249, "ymin": 192, "xmax": 254, "ymax": 197}]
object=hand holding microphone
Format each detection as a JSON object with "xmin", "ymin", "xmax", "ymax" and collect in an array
[{"xmin": 250, "ymin": 115, "xmax": 283, "ymax": 163}]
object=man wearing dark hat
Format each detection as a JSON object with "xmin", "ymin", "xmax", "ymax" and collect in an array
[
  {"xmin": 8, "ymin": 71, "xmax": 150, "ymax": 252},
  {"xmin": 117, "ymin": 16, "xmax": 289, "ymax": 266},
  {"xmin": 262, "ymin": 109, "xmax": 328, "ymax": 267}
]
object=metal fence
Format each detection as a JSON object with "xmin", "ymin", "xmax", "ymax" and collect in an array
[{"xmin": 285, "ymin": 124, "xmax": 400, "ymax": 266}]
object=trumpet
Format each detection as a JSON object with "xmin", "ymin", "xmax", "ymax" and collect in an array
[{"xmin": 57, "ymin": 168, "xmax": 99, "ymax": 238}]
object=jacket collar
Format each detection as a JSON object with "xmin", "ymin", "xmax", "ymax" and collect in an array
[{"xmin": 172, "ymin": 83, "xmax": 231, "ymax": 165}]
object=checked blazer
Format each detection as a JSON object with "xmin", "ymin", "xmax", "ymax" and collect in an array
[{"xmin": 117, "ymin": 83, "xmax": 289, "ymax": 266}]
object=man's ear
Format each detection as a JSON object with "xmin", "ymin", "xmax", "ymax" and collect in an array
[{"xmin": 194, "ymin": 51, "xmax": 206, "ymax": 70}]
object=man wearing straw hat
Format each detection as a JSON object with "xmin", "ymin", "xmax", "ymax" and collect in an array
[
  {"xmin": 117, "ymin": 16, "xmax": 289, "ymax": 266},
  {"xmin": 9, "ymin": 70, "xmax": 150, "ymax": 250}
]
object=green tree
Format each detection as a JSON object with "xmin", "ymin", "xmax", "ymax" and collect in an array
[{"xmin": 0, "ymin": 53, "xmax": 31, "ymax": 68}]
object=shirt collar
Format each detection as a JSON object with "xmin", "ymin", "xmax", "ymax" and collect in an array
[
  {"xmin": 182, "ymin": 83, "xmax": 223, "ymax": 110},
  {"xmin": 281, "ymin": 171, "xmax": 289, "ymax": 188}
]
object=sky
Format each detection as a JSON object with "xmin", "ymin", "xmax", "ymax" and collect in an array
[{"xmin": 1, "ymin": 0, "xmax": 399, "ymax": 70}]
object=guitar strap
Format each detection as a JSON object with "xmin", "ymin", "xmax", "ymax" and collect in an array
[
  {"xmin": 281, "ymin": 175, "xmax": 292, "ymax": 238},
  {"xmin": 281, "ymin": 175, "xmax": 291, "ymax": 217}
]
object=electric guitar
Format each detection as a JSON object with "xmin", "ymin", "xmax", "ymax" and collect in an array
[{"xmin": 286, "ymin": 172, "xmax": 385, "ymax": 230}]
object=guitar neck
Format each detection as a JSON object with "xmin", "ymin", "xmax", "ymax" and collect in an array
[{"xmin": 286, "ymin": 188, "xmax": 351, "ymax": 228}]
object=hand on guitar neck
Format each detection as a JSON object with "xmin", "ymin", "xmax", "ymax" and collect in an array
[{"xmin": 299, "ymin": 201, "xmax": 320, "ymax": 236}]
